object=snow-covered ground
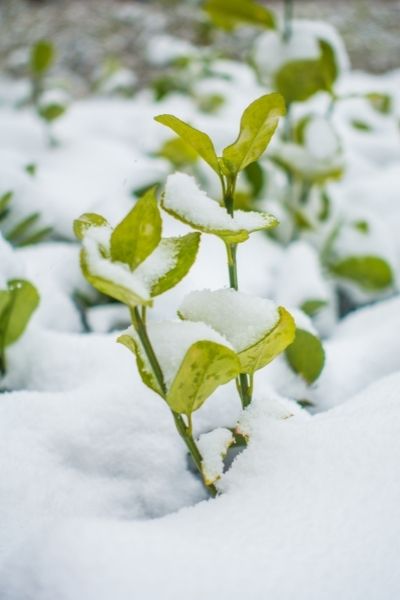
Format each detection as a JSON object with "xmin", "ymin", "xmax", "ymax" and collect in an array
[{"xmin": 1, "ymin": 14, "xmax": 400, "ymax": 600}]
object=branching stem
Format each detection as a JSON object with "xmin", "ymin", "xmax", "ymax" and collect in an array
[{"xmin": 130, "ymin": 306, "xmax": 217, "ymax": 497}]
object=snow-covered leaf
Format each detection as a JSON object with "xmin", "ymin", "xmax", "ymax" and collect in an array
[
  {"xmin": 329, "ymin": 256, "xmax": 394, "ymax": 291},
  {"xmin": 110, "ymin": 188, "xmax": 161, "ymax": 270},
  {"xmin": 179, "ymin": 289, "xmax": 295, "ymax": 374},
  {"xmin": 80, "ymin": 250, "xmax": 151, "ymax": 308},
  {"xmin": 222, "ymin": 93, "xmax": 285, "ymax": 175},
  {"xmin": 0, "ymin": 279, "xmax": 40, "ymax": 347},
  {"xmin": 203, "ymin": 0, "xmax": 275, "ymax": 31},
  {"xmin": 238, "ymin": 307, "xmax": 295, "ymax": 374},
  {"xmin": 285, "ymin": 328, "xmax": 325, "ymax": 384},
  {"xmin": 154, "ymin": 114, "xmax": 220, "ymax": 174},
  {"xmin": 149, "ymin": 233, "xmax": 201, "ymax": 297},
  {"xmin": 163, "ymin": 173, "xmax": 277, "ymax": 244},
  {"xmin": 73, "ymin": 213, "xmax": 109, "ymax": 241},
  {"xmin": 166, "ymin": 340, "xmax": 240, "ymax": 416}
]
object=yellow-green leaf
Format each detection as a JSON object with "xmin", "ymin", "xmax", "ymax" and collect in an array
[
  {"xmin": 157, "ymin": 137, "xmax": 198, "ymax": 168},
  {"xmin": 154, "ymin": 114, "xmax": 220, "ymax": 174},
  {"xmin": 0, "ymin": 280, "xmax": 40, "ymax": 347},
  {"xmin": 275, "ymin": 40, "xmax": 338, "ymax": 104},
  {"xmin": 329, "ymin": 255, "xmax": 394, "ymax": 291},
  {"xmin": 150, "ymin": 233, "xmax": 201, "ymax": 297},
  {"xmin": 167, "ymin": 340, "xmax": 240, "ymax": 415},
  {"xmin": 238, "ymin": 306, "xmax": 295, "ymax": 374},
  {"xmin": 73, "ymin": 213, "xmax": 109, "ymax": 240},
  {"xmin": 285, "ymin": 328, "xmax": 325, "ymax": 384},
  {"xmin": 204, "ymin": 0, "xmax": 275, "ymax": 31},
  {"xmin": 30, "ymin": 40, "xmax": 54, "ymax": 75},
  {"xmin": 222, "ymin": 93, "xmax": 285, "ymax": 175},
  {"xmin": 39, "ymin": 103, "xmax": 66, "ymax": 123},
  {"xmin": 117, "ymin": 333, "xmax": 163, "ymax": 396},
  {"xmin": 110, "ymin": 188, "xmax": 161, "ymax": 270}
]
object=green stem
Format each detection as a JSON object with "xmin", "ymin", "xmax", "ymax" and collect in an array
[
  {"xmin": 283, "ymin": 0, "xmax": 294, "ymax": 42},
  {"xmin": 130, "ymin": 306, "xmax": 217, "ymax": 497},
  {"xmin": 239, "ymin": 373, "xmax": 253, "ymax": 408},
  {"xmin": 225, "ymin": 243, "xmax": 239, "ymax": 290}
]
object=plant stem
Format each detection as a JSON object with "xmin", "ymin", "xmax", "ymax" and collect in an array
[
  {"xmin": 238, "ymin": 373, "xmax": 253, "ymax": 408},
  {"xmin": 220, "ymin": 175, "xmax": 254, "ymax": 408},
  {"xmin": 225, "ymin": 243, "xmax": 239, "ymax": 290},
  {"xmin": 130, "ymin": 306, "xmax": 217, "ymax": 497},
  {"xmin": 283, "ymin": 0, "xmax": 294, "ymax": 42}
]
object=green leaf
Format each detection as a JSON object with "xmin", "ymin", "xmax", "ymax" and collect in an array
[
  {"xmin": 329, "ymin": 255, "xmax": 394, "ymax": 291},
  {"xmin": 6, "ymin": 213, "xmax": 41, "ymax": 244},
  {"xmin": 238, "ymin": 306, "xmax": 295, "ymax": 374},
  {"xmin": 0, "ymin": 280, "xmax": 40, "ymax": 347},
  {"xmin": 351, "ymin": 119, "xmax": 372, "ymax": 132},
  {"xmin": 25, "ymin": 163, "xmax": 37, "ymax": 177},
  {"xmin": 203, "ymin": 0, "xmax": 275, "ymax": 30},
  {"xmin": 154, "ymin": 114, "xmax": 220, "ymax": 174},
  {"xmin": 39, "ymin": 103, "xmax": 66, "ymax": 123},
  {"xmin": 73, "ymin": 213, "xmax": 109, "ymax": 240},
  {"xmin": 285, "ymin": 328, "xmax": 325, "ymax": 384},
  {"xmin": 157, "ymin": 137, "xmax": 198, "ymax": 168},
  {"xmin": 117, "ymin": 332, "xmax": 163, "ymax": 396},
  {"xmin": 17, "ymin": 227, "xmax": 52, "ymax": 247},
  {"xmin": 243, "ymin": 161, "xmax": 265, "ymax": 198},
  {"xmin": 166, "ymin": 340, "xmax": 240, "ymax": 416},
  {"xmin": 0, "ymin": 191, "xmax": 13, "ymax": 219},
  {"xmin": 30, "ymin": 40, "xmax": 55, "ymax": 75},
  {"xmin": 110, "ymin": 188, "xmax": 162, "ymax": 270},
  {"xmin": 80, "ymin": 250, "xmax": 151, "ymax": 308},
  {"xmin": 275, "ymin": 40, "xmax": 337, "ymax": 104},
  {"xmin": 222, "ymin": 93, "xmax": 285, "ymax": 175},
  {"xmin": 300, "ymin": 299, "xmax": 327, "ymax": 317},
  {"xmin": 366, "ymin": 92, "xmax": 392, "ymax": 115},
  {"xmin": 150, "ymin": 233, "xmax": 201, "ymax": 296}
]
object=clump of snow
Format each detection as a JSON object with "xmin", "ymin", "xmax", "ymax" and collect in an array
[
  {"xmin": 122, "ymin": 320, "xmax": 233, "ymax": 389},
  {"xmin": 164, "ymin": 173, "xmax": 276, "ymax": 234},
  {"xmin": 135, "ymin": 238, "xmax": 179, "ymax": 289},
  {"xmin": 304, "ymin": 117, "xmax": 341, "ymax": 161},
  {"xmin": 197, "ymin": 428, "xmax": 233, "ymax": 485},
  {"xmin": 179, "ymin": 288, "xmax": 280, "ymax": 352},
  {"xmin": 236, "ymin": 389, "xmax": 309, "ymax": 439}
]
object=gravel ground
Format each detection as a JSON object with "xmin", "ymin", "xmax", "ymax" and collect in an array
[{"xmin": 0, "ymin": 0, "xmax": 399, "ymax": 96}]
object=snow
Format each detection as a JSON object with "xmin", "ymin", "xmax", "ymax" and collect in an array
[
  {"xmin": 164, "ymin": 172, "xmax": 276, "ymax": 234},
  {"xmin": 197, "ymin": 428, "xmax": 233, "ymax": 485},
  {"xmin": 134, "ymin": 238, "xmax": 179, "ymax": 289},
  {"xmin": 1, "ymin": 9, "xmax": 400, "ymax": 599},
  {"xmin": 2, "ymin": 372, "xmax": 400, "ymax": 599},
  {"xmin": 179, "ymin": 288, "xmax": 280, "ymax": 352}
]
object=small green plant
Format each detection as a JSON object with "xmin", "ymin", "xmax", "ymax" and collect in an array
[
  {"xmin": 29, "ymin": 40, "xmax": 68, "ymax": 144},
  {"xmin": 0, "ymin": 188, "xmax": 52, "ymax": 247},
  {"xmin": 75, "ymin": 94, "xmax": 296, "ymax": 495},
  {"xmin": 0, "ymin": 279, "xmax": 40, "ymax": 377}
]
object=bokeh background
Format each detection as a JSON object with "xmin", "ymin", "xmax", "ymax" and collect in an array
[{"xmin": 1, "ymin": 0, "xmax": 399, "ymax": 99}]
